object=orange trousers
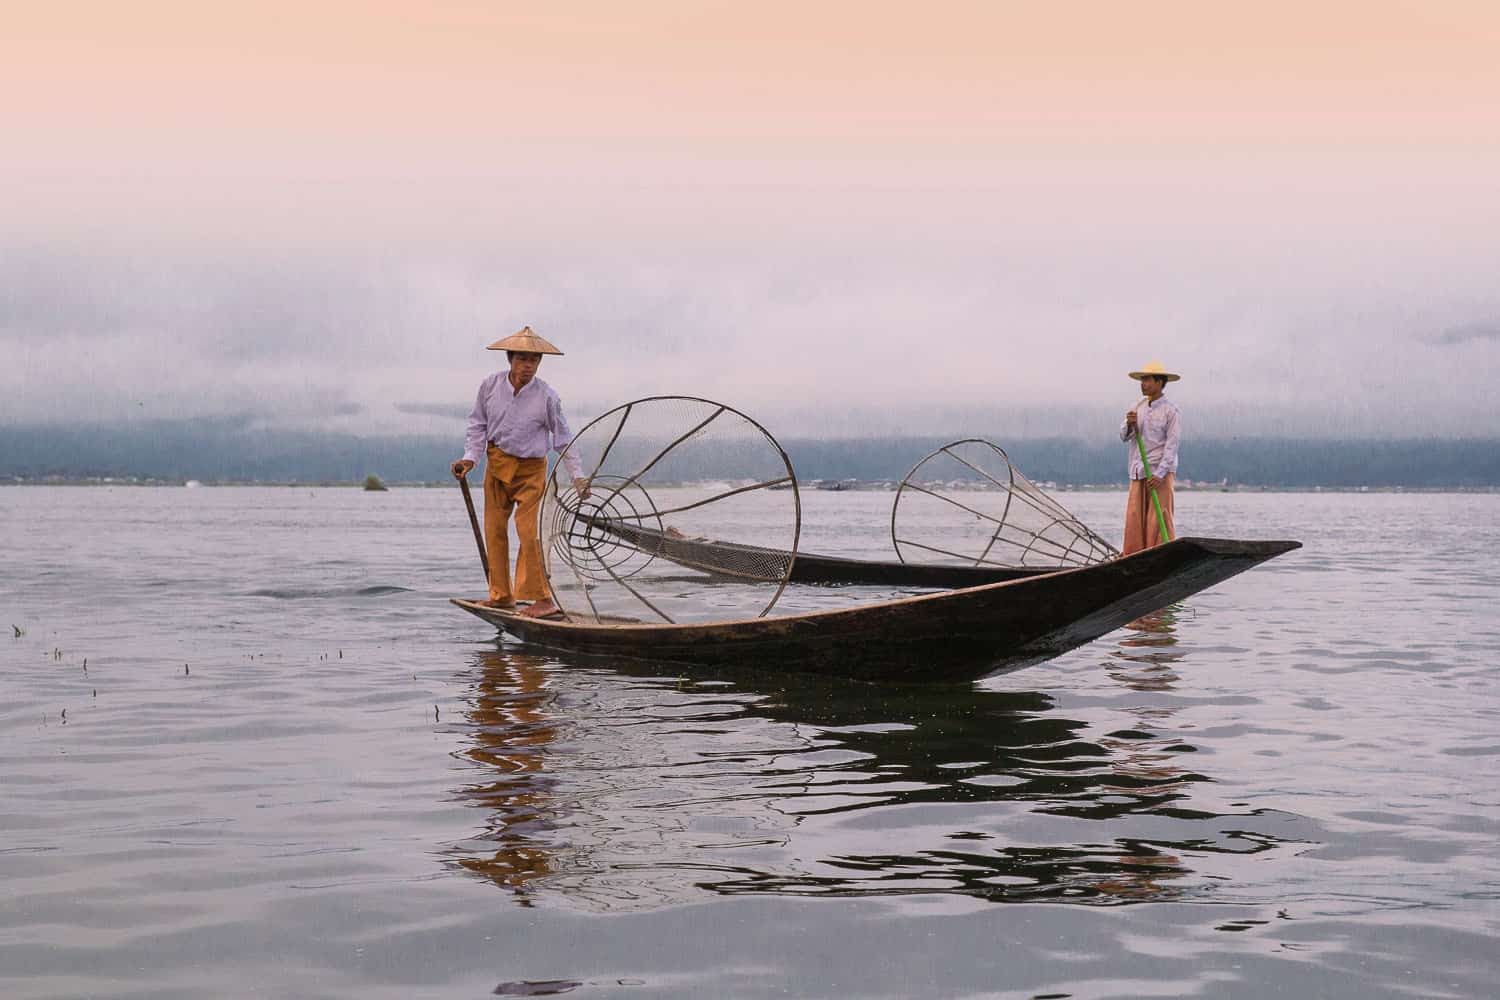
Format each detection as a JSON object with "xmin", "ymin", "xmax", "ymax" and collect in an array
[
  {"xmin": 483, "ymin": 447, "xmax": 548, "ymax": 602},
  {"xmin": 1122, "ymin": 473, "xmax": 1175, "ymax": 556}
]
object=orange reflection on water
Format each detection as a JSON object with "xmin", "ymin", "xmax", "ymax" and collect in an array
[{"xmin": 453, "ymin": 650, "xmax": 560, "ymax": 901}]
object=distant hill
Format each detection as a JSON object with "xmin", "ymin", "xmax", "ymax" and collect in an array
[{"xmin": 2, "ymin": 421, "xmax": 1498, "ymax": 488}]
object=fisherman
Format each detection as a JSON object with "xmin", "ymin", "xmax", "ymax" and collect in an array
[
  {"xmin": 452, "ymin": 327, "xmax": 590, "ymax": 617},
  {"xmin": 1119, "ymin": 361, "xmax": 1181, "ymax": 555}
]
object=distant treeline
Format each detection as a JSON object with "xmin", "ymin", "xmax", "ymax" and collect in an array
[{"xmin": 2, "ymin": 421, "xmax": 1498, "ymax": 488}]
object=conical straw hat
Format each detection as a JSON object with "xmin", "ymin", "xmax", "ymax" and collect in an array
[
  {"xmin": 1128, "ymin": 360, "xmax": 1180, "ymax": 382},
  {"xmin": 487, "ymin": 326, "xmax": 564, "ymax": 355}
]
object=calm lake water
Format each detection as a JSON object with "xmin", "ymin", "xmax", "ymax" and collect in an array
[{"xmin": 2, "ymin": 486, "xmax": 1496, "ymax": 999}]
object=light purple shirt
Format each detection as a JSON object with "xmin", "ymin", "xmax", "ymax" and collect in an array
[
  {"xmin": 1119, "ymin": 395, "xmax": 1181, "ymax": 480},
  {"xmin": 463, "ymin": 373, "xmax": 584, "ymax": 480}
]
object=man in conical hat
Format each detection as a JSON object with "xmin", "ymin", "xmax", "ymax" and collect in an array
[
  {"xmin": 1119, "ymin": 361, "xmax": 1182, "ymax": 555},
  {"xmin": 452, "ymin": 326, "xmax": 590, "ymax": 617}
]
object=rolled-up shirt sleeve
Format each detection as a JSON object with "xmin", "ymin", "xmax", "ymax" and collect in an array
[
  {"xmin": 462, "ymin": 381, "xmax": 489, "ymax": 465},
  {"xmin": 547, "ymin": 393, "xmax": 585, "ymax": 480}
]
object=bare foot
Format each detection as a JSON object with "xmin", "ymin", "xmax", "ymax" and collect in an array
[
  {"xmin": 478, "ymin": 599, "xmax": 517, "ymax": 610},
  {"xmin": 520, "ymin": 598, "xmax": 558, "ymax": 619}
]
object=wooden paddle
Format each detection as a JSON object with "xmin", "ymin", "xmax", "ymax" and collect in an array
[
  {"xmin": 456, "ymin": 469, "xmax": 490, "ymax": 581},
  {"xmin": 1131, "ymin": 398, "xmax": 1173, "ymax": 543}
]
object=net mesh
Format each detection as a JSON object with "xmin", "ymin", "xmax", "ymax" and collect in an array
[
  {"xmin": 541, "ymin": 396, "xmax": 801, "ymax": 624},
  {"xmin": 891, "ymin": 439, "xmax": 1118, "ymax": 569}
]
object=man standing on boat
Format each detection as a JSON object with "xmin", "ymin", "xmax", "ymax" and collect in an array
[
  {"xmin": 1119, "ymin": 361, "xmax": 1182, "ymax": 555},
  {"xmin": 452, "ymin": 327, "xmax": 590, "ymax": 618}
]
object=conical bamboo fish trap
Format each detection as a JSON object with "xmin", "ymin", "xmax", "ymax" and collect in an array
[
  {"xmin": 891, "ymin": 439, "xmax": 1117, "ymax": 569},
  {"xmin": 540, "ymin": 396, "xmax": 802, "ymax": 624}
]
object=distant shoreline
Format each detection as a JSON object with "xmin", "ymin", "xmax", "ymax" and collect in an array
[{"xmin": 6, "ymin": 427, "xmax": 1497, "ymax": 489}]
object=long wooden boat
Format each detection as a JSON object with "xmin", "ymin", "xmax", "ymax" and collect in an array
[
  {"xmin": 453, "ymin": 536, "xmax": 1300, "ymax": 682},
  {"xmin": 588, "ymin": 517, "xmax": 1050, "ymax": 587}
]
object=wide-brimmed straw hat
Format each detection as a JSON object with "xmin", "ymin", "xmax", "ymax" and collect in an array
[
  {"xmin": 1128, "ymin": 361, "xmax": 1180, "ymax": 382},
  {"xmin": 487, "ymin": 326, "xmax": 564, "ymax": 355}
]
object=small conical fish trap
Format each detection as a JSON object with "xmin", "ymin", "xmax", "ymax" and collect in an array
[
  {"xmin": 541, "ymin": 396, "xmax": 801, "ymax": 624},
  {"xmin": 891, "ymin": 439, "xmax": 1117, "ymax": 569}
]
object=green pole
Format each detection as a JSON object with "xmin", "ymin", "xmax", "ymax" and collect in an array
[{"xmin": 1134, "ymin": 423, "xmax": 1173, "ymax": 544}]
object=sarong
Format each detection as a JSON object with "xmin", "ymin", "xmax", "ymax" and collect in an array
[{"xmin": 1122, "ymin": 473, "xmax": 1175, "ymax": 556}]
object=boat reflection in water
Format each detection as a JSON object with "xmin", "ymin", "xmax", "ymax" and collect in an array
[{"xmin": 447, "ymin": 633, "xmax": 1296, "ymax": 910}]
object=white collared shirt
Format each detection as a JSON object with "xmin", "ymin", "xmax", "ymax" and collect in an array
[
  {"xmin": 1119, "ymin": 395, "xmax": 1181, "ymax": 480},
  {"xmin": 463, "ymin": 373, "xmax": 585, "ymax": 479}
]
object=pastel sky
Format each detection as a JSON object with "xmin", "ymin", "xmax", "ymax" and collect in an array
[{"xmin": 4, "ymin": 1, "xmax": 1498, "ymax": 439}]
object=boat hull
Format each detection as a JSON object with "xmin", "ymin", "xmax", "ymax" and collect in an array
[{"xmin": 452, "ymin": 536, "xmax": 1299, "ymax": 683}]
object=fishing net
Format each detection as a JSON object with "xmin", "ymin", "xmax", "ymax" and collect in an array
[
  {"xmin": 891, "ymin": 439, "xmax": 1118, "ymax": 569},
  {"xmin": 541, "ymin": 396, "xmax": 801, "ymax": 624}
]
